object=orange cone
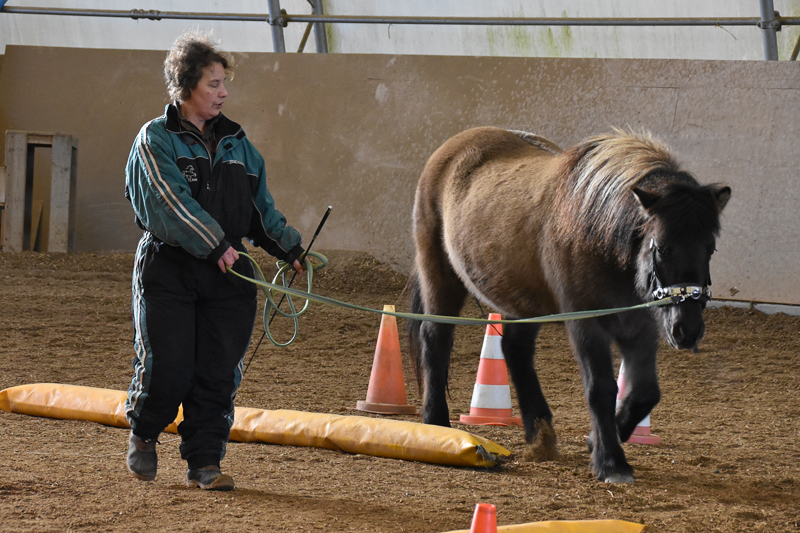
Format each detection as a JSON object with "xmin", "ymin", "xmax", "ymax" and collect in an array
[
  {"xmin": 616, "ymin": 361, "xmax": 661, "ymax": 445},
  {"xmin": 356, "ymin": 305, "xmax": 416, "ymax": 415},
  {"xmin": 459, "ymin": 314, "xmax": 522, "ymax": 426},
  {"xmin": 469, "ymin": 503, "xmax": 498, "ymax": 533}
]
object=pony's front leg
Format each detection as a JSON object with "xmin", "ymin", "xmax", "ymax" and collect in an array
[
  {"xmin": 502, "ymin": 322, "xmax": 558, "ymax": 461},
  {"xmin": 569, "ymin": 322, "xmax": 634, "ymax": 483},
  {"xmin": 419, "ymin": 320, "xmax": 456, "ymax": 427},
  {"xmin": 615, "ymin": 330, "xmax": 661, "ymax": 443}
]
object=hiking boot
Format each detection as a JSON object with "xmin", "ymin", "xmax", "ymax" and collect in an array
[
  {"xmin": 186, "ymin": 466, "xmax": 235, "ymax": 491},
  {"xmin": 127, "ymin": 431, "xmax": 158, "ymax": 481}
]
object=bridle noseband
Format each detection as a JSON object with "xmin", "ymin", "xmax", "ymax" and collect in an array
[{"xmin": 649, "ymin": 238, "xmax": 712, "ymax": 304}]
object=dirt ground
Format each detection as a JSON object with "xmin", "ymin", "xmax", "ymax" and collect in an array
[{"xmin": 0, "ymin": 249, "xmax": 798, "ymax": 532}]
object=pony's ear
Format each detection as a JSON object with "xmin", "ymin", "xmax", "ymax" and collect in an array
[
  {"xmin": 714, "ymin": 186, "xmax": 731, "ymax": 212},
  {"xmin": 632, "ymin": 187, "xmax": 661, "ymax": 210}
]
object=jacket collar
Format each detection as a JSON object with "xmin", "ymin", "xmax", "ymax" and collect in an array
[{"xmin": 164, "ymin": 103, "xmax": 243, "ymax": 141}]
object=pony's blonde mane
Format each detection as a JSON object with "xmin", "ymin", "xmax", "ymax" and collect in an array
[{"xmin": 557, "ymin": 129, "xmax": 680, "ymax": 260}]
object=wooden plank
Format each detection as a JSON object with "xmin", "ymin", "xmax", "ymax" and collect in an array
[
  {"xmin": 25, "ymin": 134, "xmax": 55, "ymax": 146},
  {"xmin": 4, "ymin": 131, "xmax": 64, "ymax": 147},
  {"xmin": 2, "ymin": 132, "xmax": 28, "ymax": 252},
  {"xmin": 49, "ymin": 134, "xmax": 74, "ymax": 253}
]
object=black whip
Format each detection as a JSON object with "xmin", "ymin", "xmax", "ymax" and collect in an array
[{"xmin": 243, "ymin": 206, "xmax": 332, "ymax": 376}]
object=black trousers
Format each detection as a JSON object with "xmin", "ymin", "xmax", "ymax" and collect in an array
[{"xmin": 126, "ymin": 233, "xmax": 257, "ymax": 469}]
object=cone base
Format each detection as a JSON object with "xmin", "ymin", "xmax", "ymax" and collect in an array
[
  {"xmin": 625, "ymin": 432, "xmax": 661, "ymax": 445},
  {"xmin": 356, "ymin": 400, "xmax": 417, "ymax": 415},
  {"xmin": 459, "ymin": 413, "xmax": 523, "ymax": 427}
]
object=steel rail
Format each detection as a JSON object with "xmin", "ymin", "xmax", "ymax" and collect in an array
[
  {"xmin": 281, "ymin": 15, "xmax": 800, "ymax": 27},
  {"xmin": 3, "ymin": 7, "xmax": 800, "ymax": 27},
  {"xmin": 0, "ymin": 7, "xmax": 267, "ymax": 21}
]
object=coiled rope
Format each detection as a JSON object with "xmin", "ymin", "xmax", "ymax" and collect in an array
[
  {"xmin": 230, "ymin": 251, "xmax": 329, "ymax": 347},
  {"xmin": 228, "ymin": 252, "xmax": 674, "ymax": 347}
]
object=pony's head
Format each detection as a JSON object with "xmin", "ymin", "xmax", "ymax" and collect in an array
[{"xmin": 634, "ymin": 181, "xmax": 731, "ymax": 349}]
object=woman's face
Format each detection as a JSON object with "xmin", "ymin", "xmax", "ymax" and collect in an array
[{"xmin": 183, "ymin": 62, "xmax": 228, "ymax": 125}]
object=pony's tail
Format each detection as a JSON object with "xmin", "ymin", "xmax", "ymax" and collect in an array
[{"xmin": 405, "ymin": 269, "xmax": 425, "ymax": 395}]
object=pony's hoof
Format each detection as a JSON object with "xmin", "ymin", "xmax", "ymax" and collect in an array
[
  {"xmin": 603, "ymin": 472, "xmax": 634, "ymax": 484},
  {"xmin": 593, "ymin": 458, "xmax": 634, "ymax": 483},
  {"xmin": 522, "ymin": 420, "xmax": 559, "ymax": 462}
]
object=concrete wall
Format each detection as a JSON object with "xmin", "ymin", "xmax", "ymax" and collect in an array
[{"xmin": 1, "ymin": 46, "xmax": 798, "ymax": 306}]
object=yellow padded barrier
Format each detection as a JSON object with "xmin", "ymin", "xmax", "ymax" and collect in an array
[
  {"xmin": 0, "ymin": 383, "xmax": 510, "ymax": 468},
  {"xmin": 443, "ymin": 519, "xmax": 648, "ymax": 532}
]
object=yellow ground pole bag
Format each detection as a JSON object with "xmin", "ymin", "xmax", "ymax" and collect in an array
[
  {"xmin": 1, "ymin": 383, "xmax": 648, "ymax": 532},
  {"xmin": 0, "ymin": 383, "xmax": 509, "ymax": 468}
]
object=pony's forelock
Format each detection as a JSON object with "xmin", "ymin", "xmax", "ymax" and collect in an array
[
  {"xmin": 647, "ymin": 183, "xmax": 724, "ymax": 239},
  {"xmin": 557, "ymin": 129, "xmax": 681, "ymax": 262}
]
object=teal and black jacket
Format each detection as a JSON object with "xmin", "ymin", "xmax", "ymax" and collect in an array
[{"xmin": 125, "ymin": 104, "xmax": 303, "ymax": 263}]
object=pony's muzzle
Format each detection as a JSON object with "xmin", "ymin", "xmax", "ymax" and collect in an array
[{"xmin": 669, "ymin": 310, "xmax": 706, "ymax": 350}]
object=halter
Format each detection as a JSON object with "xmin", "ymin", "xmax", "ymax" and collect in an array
[{"xmin": 648, "ymin": 238, "xmax": 712, "ymax": 303}]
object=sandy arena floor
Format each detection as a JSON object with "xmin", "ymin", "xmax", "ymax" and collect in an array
[{"xmin": 1, "ymin": 249, "xmax": 798, "ymax": 532}]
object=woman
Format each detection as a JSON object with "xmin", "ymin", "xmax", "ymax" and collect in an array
[{"xmin": 123, "ymin": 30, "xmax": 304, "ymax": 491}]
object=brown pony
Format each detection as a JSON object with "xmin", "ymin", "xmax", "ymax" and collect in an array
[{"xmin": 407, "ymin": 126, "xmax": 731, "ymax": 483}]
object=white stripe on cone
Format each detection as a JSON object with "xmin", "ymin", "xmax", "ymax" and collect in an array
[
  {"xmin": 480, "ymin": 334, "xmax": 503, "ymax": 359},
  {"xmin": 470, "ymin": 383, "xmax": 513, "ymax": 409}
]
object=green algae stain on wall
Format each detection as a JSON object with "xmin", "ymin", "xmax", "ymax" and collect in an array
[
  {"xmin": 560, "ymin": 11, "xmax": 574, "ymax": 52},
  {"xmin": 483, "ymin": 9, "xmax": 577, "ymax": 58},
  {"xmin": 486, "ymin": 25, "xmax": 500, "ymax": 56},
  {"xmin": 510, "ymin": 24, "xmax": 533, "ymax": 55},
  {"xmin": 540, "ymin": 11, "xmax": 575, "ymax": 57},
  {"xmin": 325, "ymin": 23, "xmax": 337, "ymax": 53}
]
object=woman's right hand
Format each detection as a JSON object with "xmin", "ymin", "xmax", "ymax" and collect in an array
[{"xmin": 217, "ymin": 246, "xmax": 240, "ymax": 272}]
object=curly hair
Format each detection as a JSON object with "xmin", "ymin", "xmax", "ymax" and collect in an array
[{"xmin": 164, "ymin": 30, "xmax": 235, "ymax": 103}]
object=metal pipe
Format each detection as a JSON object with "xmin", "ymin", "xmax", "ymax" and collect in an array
[
  {"xmin": 3, "ymin": 7, "xmax": 800, "ymax": 28},
  {"xmin": 790, "ymin": 33, "xmax": 800, "ymax": 60},
  {"xmin": 759, "ymin": 0, "xmax": 780, "ymax": 60},
  {"xmin": 307, "ymin": 0, "xmax": 329, "ymax": 54},
  {"xmin": 282, "ymin": 14, "xmax": 800, "ymax": 27},
  {"xmin": 0, "ymin": 6, "xmax": 268, "ymax": 21},
  {"xmin": 297, "ymin": 22, "xmax": 313, "ymax": 53},
  {"xmin": 266, "ymin": 0, "xmax": 286, "ymax": 53}
]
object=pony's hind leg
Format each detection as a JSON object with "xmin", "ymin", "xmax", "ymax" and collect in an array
[
  {"xmin": 568, "ymin": 320, "xmax": 634, "ymax": 483},
  {"xmin": 502, "ymin": 322, "xmax": 558, "ymax": 461},
  {"xmin": 418, "ymin": 320, "xmax": 457, "ymax": 426},
  {"xmin": 407, "ymin": 268, "xmax": 468, "ymax": 428}
]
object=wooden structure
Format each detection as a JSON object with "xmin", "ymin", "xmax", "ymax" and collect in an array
[{"xmin": 2, "ymin": 131, "xmax": 78, "ymax": 253}]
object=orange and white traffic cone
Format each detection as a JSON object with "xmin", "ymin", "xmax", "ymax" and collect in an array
[
  {"xmin": 356, "ymin": 305, "xmax": 417, "ymax": 415},
  {"xmin": 469, "ymin": 503, "xmax": 498, "ymax": 533},
  {"xmin": 459, "ymin": 314, "xmax": 522, "ymax": 426},
  {"xmin": 616, "ymin": 361, "xmax": 661, "ymax": 445}
]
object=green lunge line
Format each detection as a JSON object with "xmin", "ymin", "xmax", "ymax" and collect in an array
[
  {"xmin": 235, "ymin": 251, "xmax": 329, "ymax": 347},
  {"xmin": 228, "ymin": 252, "xmax": 673, "ymax": 347}
]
